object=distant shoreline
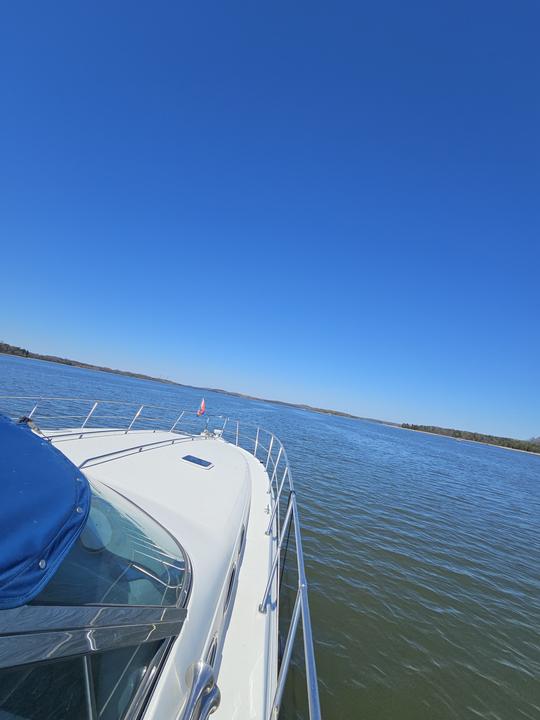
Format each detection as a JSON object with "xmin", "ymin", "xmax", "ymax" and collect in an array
[
  {"xmin": 397, "ymin": 423, "xmax": 540, "ymax": 457},
  {"xmin": 0, "ymin": 342, "xmax": 384, "ymax": 424},
  {"xmin": 2, "ymin": 341, "xmax": 536, "ymax": 455}
]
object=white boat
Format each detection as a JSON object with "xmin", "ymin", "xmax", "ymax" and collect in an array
[{"xmin": 0, "ymin": 397, "xmax": 321, "ymax": 720}]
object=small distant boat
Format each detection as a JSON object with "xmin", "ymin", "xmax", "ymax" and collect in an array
[{"xmin": 0, "ymin": 396, "xmax": 321, "ymax": 720}]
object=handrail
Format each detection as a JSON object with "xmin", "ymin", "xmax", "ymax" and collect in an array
[
  {"xmin": 0, "ymin": 395, "xmax": 322, "ymax": 720},
  {"xmin": 78, "ymin": 435, "xmax": 196, "ymax": 469}
]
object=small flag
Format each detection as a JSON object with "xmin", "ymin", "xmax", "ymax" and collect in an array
[{"xmin": 197, "ymin": 398, "xmax": 206, "ymax": 416}]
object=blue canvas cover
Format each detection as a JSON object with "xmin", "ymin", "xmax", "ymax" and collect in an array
[{"xmin": 0, "ymin": 415, "xmax": 91, "ymax": 608}]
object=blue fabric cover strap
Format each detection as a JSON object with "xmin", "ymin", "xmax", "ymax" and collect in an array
[{"xmin": 0, "ymin": 415, "xmax": 91, "ymax": 609}]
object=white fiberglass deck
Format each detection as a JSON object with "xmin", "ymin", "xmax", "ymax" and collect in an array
[
  {"xmin": 213, "ymin": 451, "xmax": 278, "ymax": 720},
  {"xmin": 49, "ymin": 428, "xmax": 278, "ymax": 719}
]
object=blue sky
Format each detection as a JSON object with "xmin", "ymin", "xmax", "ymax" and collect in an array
[{"xmin": 0, "ymin": 2, "xmax": 538, "ymax": 438}]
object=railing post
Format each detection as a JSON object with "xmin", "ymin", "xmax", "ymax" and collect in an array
[
  {"xmin": 267, "ymin": 589, "xmax": 302, "ymax": 720},
  {"xmin": 290, "ymin": 496, "xmax": 322, "ymax": 720},
  {"xmin": 265, "ymin": 467, "xmax": 289, "ymax": 535},
  {"xmin": 235, "ymin": 421, "xmax": 239, "ymax": 446},
  {"xmin": 300, "ymin": 583, "xmax": 322, "ymax": 720},
  {"xmin": 81, "ymin": 401, "xmax": 98, "ymax": 429},
  {"xmin": 265, "ymin": 435, "xmax": 274, "ymax": 470},
  {"xmin": 170, "ymin": 410, "xmax": 185, "ymax": 432},
  {"xmin": 126, "ymin": 405, "xmax": 144, "ymax": 433},
  {"xmin": 259, "ymin": 499, "xmax": 294, "ymax": 613},
  {"xmin": 254, "ymin": 427, "xmax": 260, "ymax": 458},
  {"xmin": 28, "ymin": 401, "xmax": 40, "ymax": 419},
  {"xmin": 269, "ymin": 446, "xmax": 283, "ymax": 489}
]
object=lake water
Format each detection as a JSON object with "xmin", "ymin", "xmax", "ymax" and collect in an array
[{"xmin": 1, "ymin": 354, "xmax": 539, "ymax": 720}]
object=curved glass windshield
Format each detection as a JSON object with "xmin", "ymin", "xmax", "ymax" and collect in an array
[{"xmin": 33, "ymin": 482, "xmax": 189, "ymax": 607}]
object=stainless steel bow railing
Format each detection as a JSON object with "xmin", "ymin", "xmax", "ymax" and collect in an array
[{"xmin": 0, "ymin": 396, "xmax": 322, "ymax": 720}]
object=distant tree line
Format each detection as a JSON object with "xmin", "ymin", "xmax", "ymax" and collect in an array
[
  {"xmin": 1, "ymin": 342, "xmax": 30, "ymax": 357},
  {"xmin": 402, "ymin": 424, "xmax": 540, "ymax": 455},
  {"xmin": 0, "ymin": 341, "xmax": 177, "ymax": 384},
  {"xmin": 0, "ymin": 341, "xmax": 371, "ymax": 420}
]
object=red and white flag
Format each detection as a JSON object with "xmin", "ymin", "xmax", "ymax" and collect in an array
[{"xmin": 197, "ymin": 398, "xmax": 206, "ymax": 416}]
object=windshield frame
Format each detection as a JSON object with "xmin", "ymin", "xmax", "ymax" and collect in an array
[{"xmin": 0, "ymin": 479, "xmax": 192, "ymax": 670}]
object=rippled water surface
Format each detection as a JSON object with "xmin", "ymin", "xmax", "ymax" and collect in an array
[{"xmin": 1, "ymin": 355, "xmax": 539, "ymax": 720}]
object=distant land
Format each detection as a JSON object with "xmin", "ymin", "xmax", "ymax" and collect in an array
[
  {"xmin": 0, "ymin": 341, "xmax": 380, "ymax": 422},
  {"xmin": 401, "ymin": 424, "xmax": 540, "ymax": 455},
  {"xmin": 2, "ymin": 341, "xmax": 537, "ymax": 455}
]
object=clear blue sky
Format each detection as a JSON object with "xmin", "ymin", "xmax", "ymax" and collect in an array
[{"xmin": 0, "ymin": 2, "xmax": 538, "ymax": 438}]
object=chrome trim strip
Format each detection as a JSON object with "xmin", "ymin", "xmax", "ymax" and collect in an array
[
  {"xmin": 0, "ymin": 618, "xmax": 185, "ymax": 669},
  {"xmin": 0, "ymin": 604, "xmax": 186, "ymax": 635},
  {"xmin": 0, "ymin": 605, "xmax": 186, "ymax": 669}
]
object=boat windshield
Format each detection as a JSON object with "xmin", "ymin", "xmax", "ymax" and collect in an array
[{"xmin": 33, "ymin": 482, "xmax": 189, "ymax": 607}]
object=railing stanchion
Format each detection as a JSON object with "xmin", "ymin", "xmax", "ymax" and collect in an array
[
  {"xmin": 254, "ymin": 427, "xmax": 260, "ymax": 458},
  {"xmin": 291, "ymin": 497, "xmax": 322, "ymax": 720},
  {"xmin": 267, "ymin": 589, "xmax": 302, "ymax": 720},
  {"xmin": 81, "ymin": 401, "xmax": 98, "ymax": 429},
  {"xmin": 28, "ymin": 401, "xmax": 40, "ymax": 419},
  {"xmin": 265, "ymin": 466, "xmax": 289, "ymax": 535},
  {"xmin": 259, "ymin": 499, "xmax": 294, "ymax": 613},
  {"xmin": 170, "ymin": 410, "xmax": 185, "ymax": 432},
  {"xmin": 300, "ymin": 583, "xmax": 322, "ymax": 720},
  {"xmin": 269, "ymin": 446, "xmax": 282, "ymax": 490},
  {"xmin": 235, "ymin": 421, "xmax": 239, "ymax": 446},
  {"xmin": 265, "ymin": 435, "xmax": 274, "ymax": 470},
  {"xmin": 126, "ymin": 405, "xmax": 144, "ymax": 433}
]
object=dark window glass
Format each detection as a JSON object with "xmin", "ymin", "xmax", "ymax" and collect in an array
[
  {"xmin": 0, "ymin": 656, "xmax": 86, "ymax": 720},
  {"xmin": 0, "ymin": 641, "xmax": 163, "ymax": 720},
  {"xmin": 239, "ymin": 525, "xmax": 246, "ymax": 555},
  {"xmin": 182, "ymin": 455, "xmax": 212, "ymax": 468},
  {"xmin": 91, "ymin": 640, "xmax": 162, "ymax": 719},
  {"xmin": 224, "ymin": 565, "xmax": 236, "ymax": 614}
]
